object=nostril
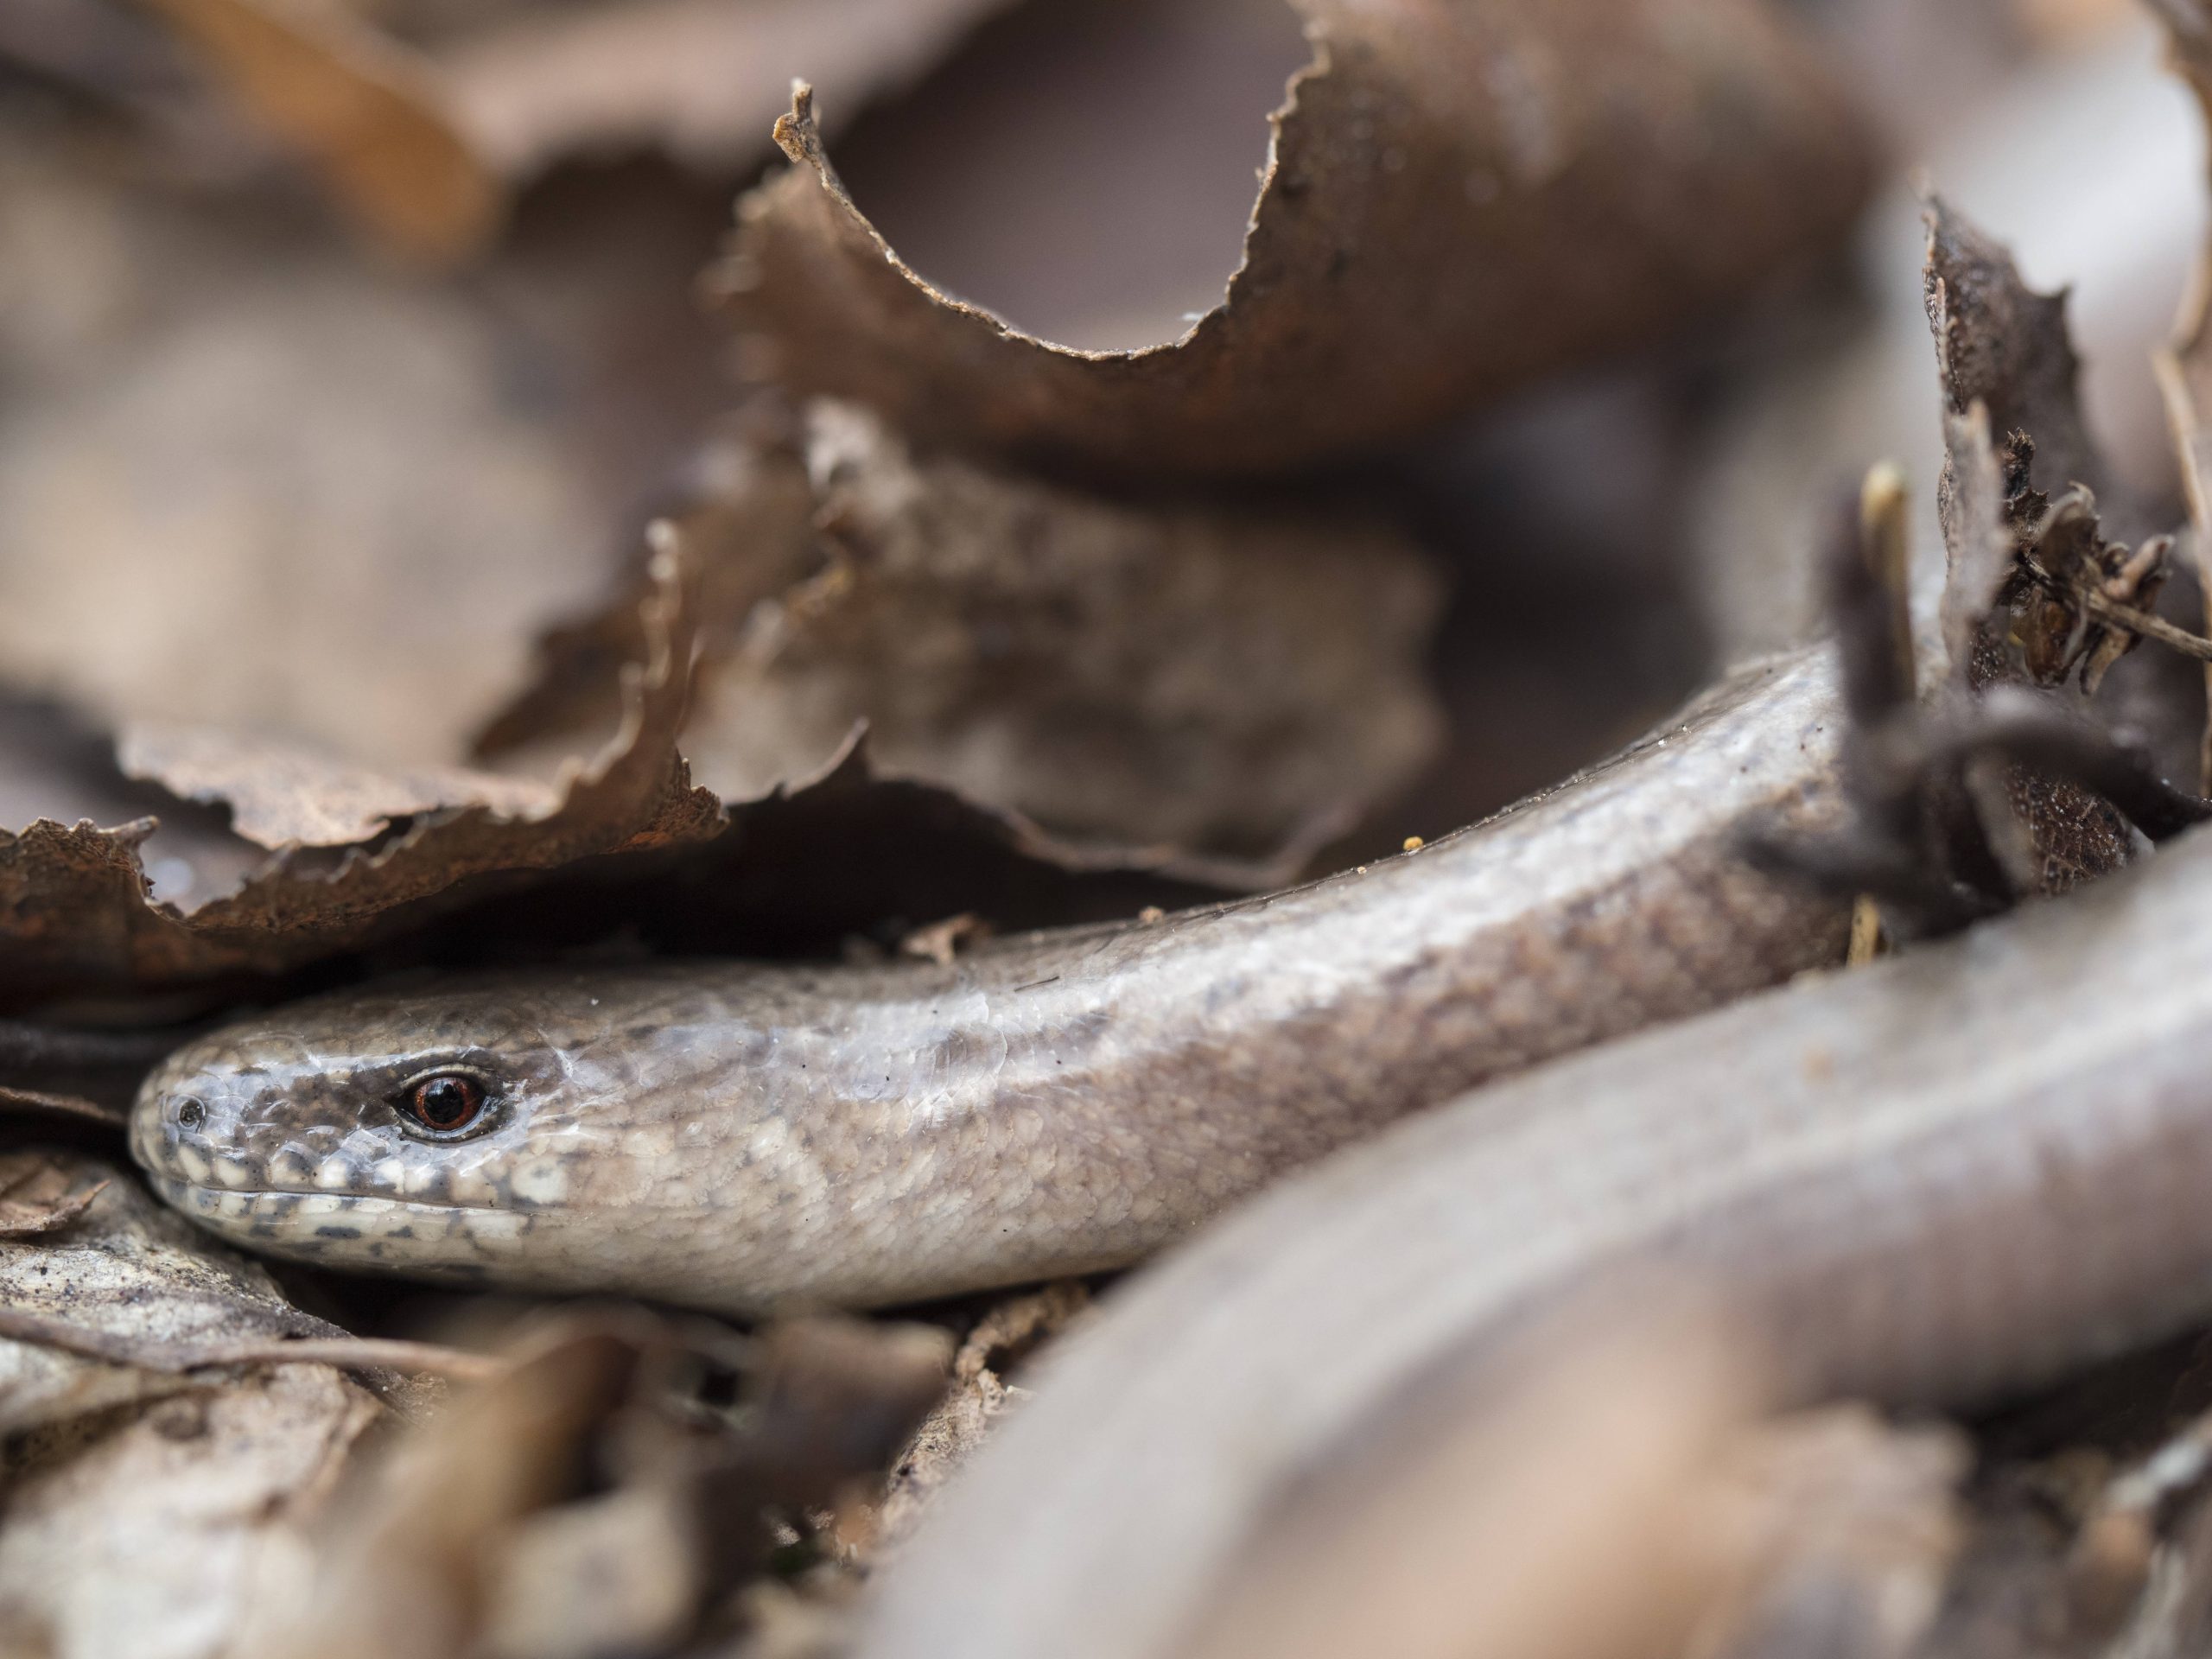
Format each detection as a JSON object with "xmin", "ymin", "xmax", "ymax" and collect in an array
[{"xmin": 174, "ymin": 1098, "xmax": 206, "ymax": 1130}]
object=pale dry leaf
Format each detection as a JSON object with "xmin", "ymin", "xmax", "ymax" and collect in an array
[
  {"xmin": 712, "ymin": 0, "xmax": 1872, "ymax": 477},
  {"xmin": 1924, "ymin": 199, "xmax": 2139, "ymax": 893},
  {"xmin": 480, "ymin": 1484, "xmax": 702, "ymax": 1659},
  {"xmin": 0, "ymin": 124, "xmax": 721, "ymax": 773},
  {"xmin": 118, "ymin": 724, "xmax": 551, "ymax": 849},
  {"xmin": 0, "ymin": 1160, "xmax": 107, "ymax": 1238},
  {"xmin": 0, "ymin": 1364, "xmax": 380, "ymax": 1659}
]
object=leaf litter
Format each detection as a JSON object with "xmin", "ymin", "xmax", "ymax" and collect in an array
[{"xmin": 16, "ymin": 3, "xmax": 2212, "ymax": 1659}]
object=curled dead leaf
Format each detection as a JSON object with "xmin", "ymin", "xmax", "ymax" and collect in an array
[
  {"xmin": 139, "ymin": 0, "xmax": 499, "ymax": 264},
  {"xmin": 0, "ymin": 542, "xmax": 720, "ymax": 995},
  {"xmin": 714, "ymin": 0, "xmax": 1872, "ymax": 476},
  {"xmin": 118, "ymin": 726, "xmax": 551, "ymax": 851},
  {"xmin": 484, "ymin": 403, "xmax": 1442, "ymax": 883}
]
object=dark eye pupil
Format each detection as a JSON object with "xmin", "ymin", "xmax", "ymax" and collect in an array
[{"xmin": 410, "ymin": 1075, "xmax": 482, "ymax": 1130}]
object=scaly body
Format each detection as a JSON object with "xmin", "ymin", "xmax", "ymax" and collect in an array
[
  {"xmin": 131, "ymin": 649, "xmax": 1846, "ymax": 1310},
  {"xmin": 858, "ymin": 814, "xmax": 2212, "ymax": 1659}
]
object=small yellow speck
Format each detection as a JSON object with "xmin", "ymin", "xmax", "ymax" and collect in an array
[
  {"xmin": 1402, "ymin": 836, "xmax": 1425, "ymax": 853},
  {"xmin": 1138, "ymin": 906, "xmax": 1165, "ymax": 925},
  {"xmin": 1356, "ymin": 865, "xmax": 1370, "ymax": 875}
]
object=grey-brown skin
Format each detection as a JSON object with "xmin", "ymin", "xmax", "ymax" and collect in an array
[
  {"xmin": 130, "ymin": 648, "xmax": 1847, "ymax": 1313},
  {"xmin": 856, "ymin": 818, "xmax": 2212, "ymax": 1659}
]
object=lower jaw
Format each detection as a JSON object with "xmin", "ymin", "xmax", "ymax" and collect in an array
[{"xmin": 147, "ymin": 1174, "xmax": 535, "ymax": 1262}]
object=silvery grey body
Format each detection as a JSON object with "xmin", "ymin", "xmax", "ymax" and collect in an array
[
  {"xmin": 130, "ymin": 650, "xmax": 1845, "ymax": 1313},
  {"xmin": 857, "ymin": 819, "xmax": 2212, "ymax": 1659}
]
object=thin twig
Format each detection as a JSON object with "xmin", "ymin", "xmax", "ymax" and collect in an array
[
  {"xmin": 0, "ymin": 1306, "xmax": 505, "ymax": 1382},
  {"xmin": 2022, "ymin": 556, "xmax": 2212, "ymax": 663}
]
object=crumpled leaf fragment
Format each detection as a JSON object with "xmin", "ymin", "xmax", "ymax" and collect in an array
[
  {"xmin": 0, "ymin": 1364, "xmax": 379, "ymax": 1659},
  {"xmin": 714, "ymin": 0, "xmax": 1872, "ymax": 476},
  {"xmin": 482, "ymin": 403, "xmax": 1441, "ymax": 883},
  {"xmin": 118, "ymin": 724, "xmax": 551, "ymax": 850},
  {"xmin": 0, "ymin": 542, "xmax": 721, "ymax": 994}
]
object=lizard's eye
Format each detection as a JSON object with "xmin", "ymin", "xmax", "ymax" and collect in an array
[{"xmin": 398, "ymin": 1072, "xmax": 490, "ymax": 1136}]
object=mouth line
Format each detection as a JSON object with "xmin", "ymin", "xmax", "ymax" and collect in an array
[{"xmin": 149, "ymin": 1173, "xmax": 504, "ymax": 1217}]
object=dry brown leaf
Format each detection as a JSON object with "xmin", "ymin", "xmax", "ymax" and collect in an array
[
  {"xmin": 711, "ymin": 0, "xmax": 1872, "ymax": 477},
  {"xmin": 483, "ymin": 403, "xmax": 1442, "ymax": 882},
  {"xmin": 1925, "ymin": 190, "xmax": 2107, "ymax": 521},
  {"xmin": 0, "ymin": 541, "xmax": 721, "ymax": 995},
  {"xmin": 140, "ymin": 0, "xmax": 499, "ymax": 264},
  {"xmin": 244, "ymin": 1317, "xmax": 648, "ymax": 1659}
]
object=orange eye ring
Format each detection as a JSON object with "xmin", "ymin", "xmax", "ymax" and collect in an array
[{"xmin": 402, "ymin": 1072, "xmax": 488, "ymax": 1135}]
